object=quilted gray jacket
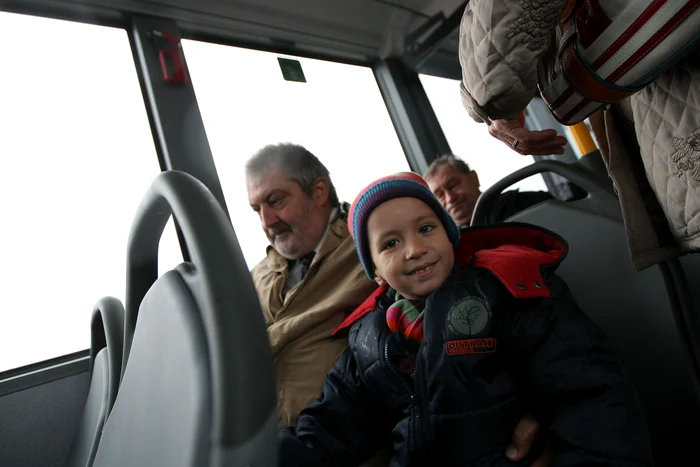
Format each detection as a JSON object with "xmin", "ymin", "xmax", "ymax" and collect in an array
[{"xmin": 458, "ymin": 0, "xmax": 700, "ymax": 269}]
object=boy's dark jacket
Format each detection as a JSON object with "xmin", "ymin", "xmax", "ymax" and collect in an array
[{"xmin": 279, "ymin": 224, "xmax": 653, "ymax": 467}]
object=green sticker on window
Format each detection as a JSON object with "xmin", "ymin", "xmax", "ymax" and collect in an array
[{"xmin": 277, "ymin": 58, "xmax": 306, "ymax": 83}]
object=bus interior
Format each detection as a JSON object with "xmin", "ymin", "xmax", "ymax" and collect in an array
[{"xmin": 0, "ymin": 0, "xmax": 699, "ymax": 466}]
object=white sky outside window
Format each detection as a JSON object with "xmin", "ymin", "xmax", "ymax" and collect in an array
[
  {"xmin": 182, "ymin": 40, "xmax": 409, "ymax": 268},
  {"xmin": 419, "ymin": 74, "xmax": 548, "ymax": 193},
  {"xmin": 0, "ymin": 12, "xmax": 182, "ymax": 373}
]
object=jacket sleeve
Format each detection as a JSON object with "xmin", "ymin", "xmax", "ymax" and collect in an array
[
  {"xmin": 458, "ymin": 0, "xmax": 564, "ymax": 123},
  {"xmin": 511, "ymin": 274, "xmax": 654, "ymax": 466},
  {"xmin": 278, "ymin": 347, "xmax": 390, "ymax": 467}
]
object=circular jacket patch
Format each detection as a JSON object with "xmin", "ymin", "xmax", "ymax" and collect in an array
[{"xmin": 447, "ymin": 297, "xmax": 492, "ymax": 336}]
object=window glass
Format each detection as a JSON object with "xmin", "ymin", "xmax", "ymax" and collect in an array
[
  {"xmin": 0, "ymin": 12, "xmax": 182, "ymax": 373},
  {"xmin": 419, "ymin": 74, "xmax": 548, "ymax": 193},
  {"xmin": 182, "ymin": 40, "xmax": 410, "ymax": 268}
]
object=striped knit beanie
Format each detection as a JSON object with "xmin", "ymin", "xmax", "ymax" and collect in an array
[{"xmin": 348, "ymin": 172, "xmax": 460, "ymax": 280}]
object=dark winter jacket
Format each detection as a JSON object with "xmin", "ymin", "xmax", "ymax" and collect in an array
[{"xmin": 279, "ymin": 224, "xmax": 653, "ymax": 467}]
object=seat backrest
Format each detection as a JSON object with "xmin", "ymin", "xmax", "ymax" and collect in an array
[
  {"xmin": 91, "ymin": 170, "xmax": 276, "ymax": 467},
  {"xmin": 473, "ymin": 160, "xmax": 700, "ymax": 466},
  {"xmin": 680, "ymin": 254, "xmax": 700, "ymax": 304},
  {"xmin": 509, "ymin": 203, "xmax": 700, "ymax": 465},
  {"xmin": 677, "ymin": 253, "xmax": 700, "ymax": 371},
  {"xmin": 64, "ymin": 297, "xmax": 124, "ymax": 467},
  {"xmin": 576, "ymin": 149, "xmax": 615, "ymax": 192}
]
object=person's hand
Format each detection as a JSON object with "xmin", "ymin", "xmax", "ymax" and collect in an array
[
  {"xmin": 488, "ymin": 111, "xmax": 568, "ymax": 156},
  {"xmin": 505, "ymin": 413, "xmax": 553, "ymax": 466}
]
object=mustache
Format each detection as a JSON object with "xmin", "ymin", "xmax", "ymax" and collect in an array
[{"xmin": 267, "ymin": 221, "xmax": 292, "ymax": 238}]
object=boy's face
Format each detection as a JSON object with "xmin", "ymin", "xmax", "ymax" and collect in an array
[{"xmin": 367, "ymin": 197, "xmax": 455, "ymax": 299}]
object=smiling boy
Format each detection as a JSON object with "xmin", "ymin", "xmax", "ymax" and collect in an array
[{"xmin": 278, "ymin": 172, "xmax": 653, "ymax": 467}]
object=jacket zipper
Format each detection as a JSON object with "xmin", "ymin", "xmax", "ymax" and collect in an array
[{"xmin": 382, "ymin": 333, "xmax": 423, "ymax": 461}]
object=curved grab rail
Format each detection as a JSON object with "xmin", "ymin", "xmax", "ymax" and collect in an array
[
  {"xmin": 471, "ymin": 160, "xmax": 620, "ymax": 226},
  {"xmin": 91, "ymin": 296, "xmax": 125, "ymax": 411}
]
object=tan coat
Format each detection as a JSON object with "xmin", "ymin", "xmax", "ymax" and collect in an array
[
  {"xmin": 588, "ymin": 103, "xmax": 683, "ymax": 270},
  {"xmin": 251, "ymin": 208, "xmax": 377, "ymax": 429},
  {"xmin": 587, "ymin": 53, "xmax": 700, "ymax": 270}
]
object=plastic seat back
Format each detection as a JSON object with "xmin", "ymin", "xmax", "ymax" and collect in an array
[
  {"xmin": 91, "ymin": 171, "xmax": 276, "ymax": 467},
  {"xmin": 472, "ymin": 160, "xmax": 700, "ymax": 466},
  {"xmin": 64, "ymin": 297, "xmax": 124, "ymax": 467}
]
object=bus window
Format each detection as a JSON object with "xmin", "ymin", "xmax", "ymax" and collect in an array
[
  {"xmin": 181, "ymin": 40, "xmax": 409, "ymax": 268},
  {"xmin": 419, "ymin": 74, "xmax": 548, "ymax": 193},
  {"xmin": 0, "ymin": 12, "xmax": 182, "ymax": 373}
]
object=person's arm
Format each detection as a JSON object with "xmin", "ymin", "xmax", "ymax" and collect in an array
[
  {"xmin": 511, "ymin": 275, "xmax": 653, "ymax": 466},
  {"xmin": 279, "ymin": 347, "xmax": 390, "ymax": 467},
  {"xmin": 459, "ymin": 0, "xmax": 565, "ymax": 124}
]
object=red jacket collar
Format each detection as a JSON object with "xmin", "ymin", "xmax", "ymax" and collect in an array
[{"xmin": 332, "ymin": 223, "xmax": 567, "ymax": 336}]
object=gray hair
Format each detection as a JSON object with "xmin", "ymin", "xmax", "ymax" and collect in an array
[
  {"xmin": 245, "ymin": 143, "xmax": 340, "ymax": 208},
  {"xmin": 425, "ymin": 154, "xmax": 472, "ymax": 180}
]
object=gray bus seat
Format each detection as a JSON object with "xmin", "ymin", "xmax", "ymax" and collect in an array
[
  {"xmin": 64, "ymin": 297, "xmax": 124, "ymax": 467},
  {"xmin": 675, "ymin": 253, "xmax": 700, "ymax": 375},
  {"xmin": 472, "ymin": 160, "xmax": 700, "ymax": 467},
  {"xmin": 576, "ymin": 149, "xmax": 616, "ymax": 193},
  {"xmin": 681, "ymin": 252, "xmax": 700, "ymax": 322},
  {"xmin": 577, "ymin": 149, "xmax": 608, "ymax": 177},
  {"xmin": 91, "ymin": 170, "xmax": 276, "ymax": 467}
]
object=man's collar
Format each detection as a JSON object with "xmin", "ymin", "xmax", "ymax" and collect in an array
[{"xmin": 313, "ymin": 206, "xmax": 338, "ymax": 253}]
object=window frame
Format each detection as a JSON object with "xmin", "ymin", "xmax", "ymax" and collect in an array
[{"xmin": 0, "ymin": 350, "xmax": 90, "ymax": 396}]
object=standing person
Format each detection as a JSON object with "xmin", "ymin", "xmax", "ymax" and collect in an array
[{"xmin": 457, "ymin": 0, "xmax": 700, "ymax": 270}]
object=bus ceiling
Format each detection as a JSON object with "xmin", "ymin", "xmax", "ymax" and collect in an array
[{"xmin": 1, "ymin": 0, "xmax": 467, "ymax": 79}]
